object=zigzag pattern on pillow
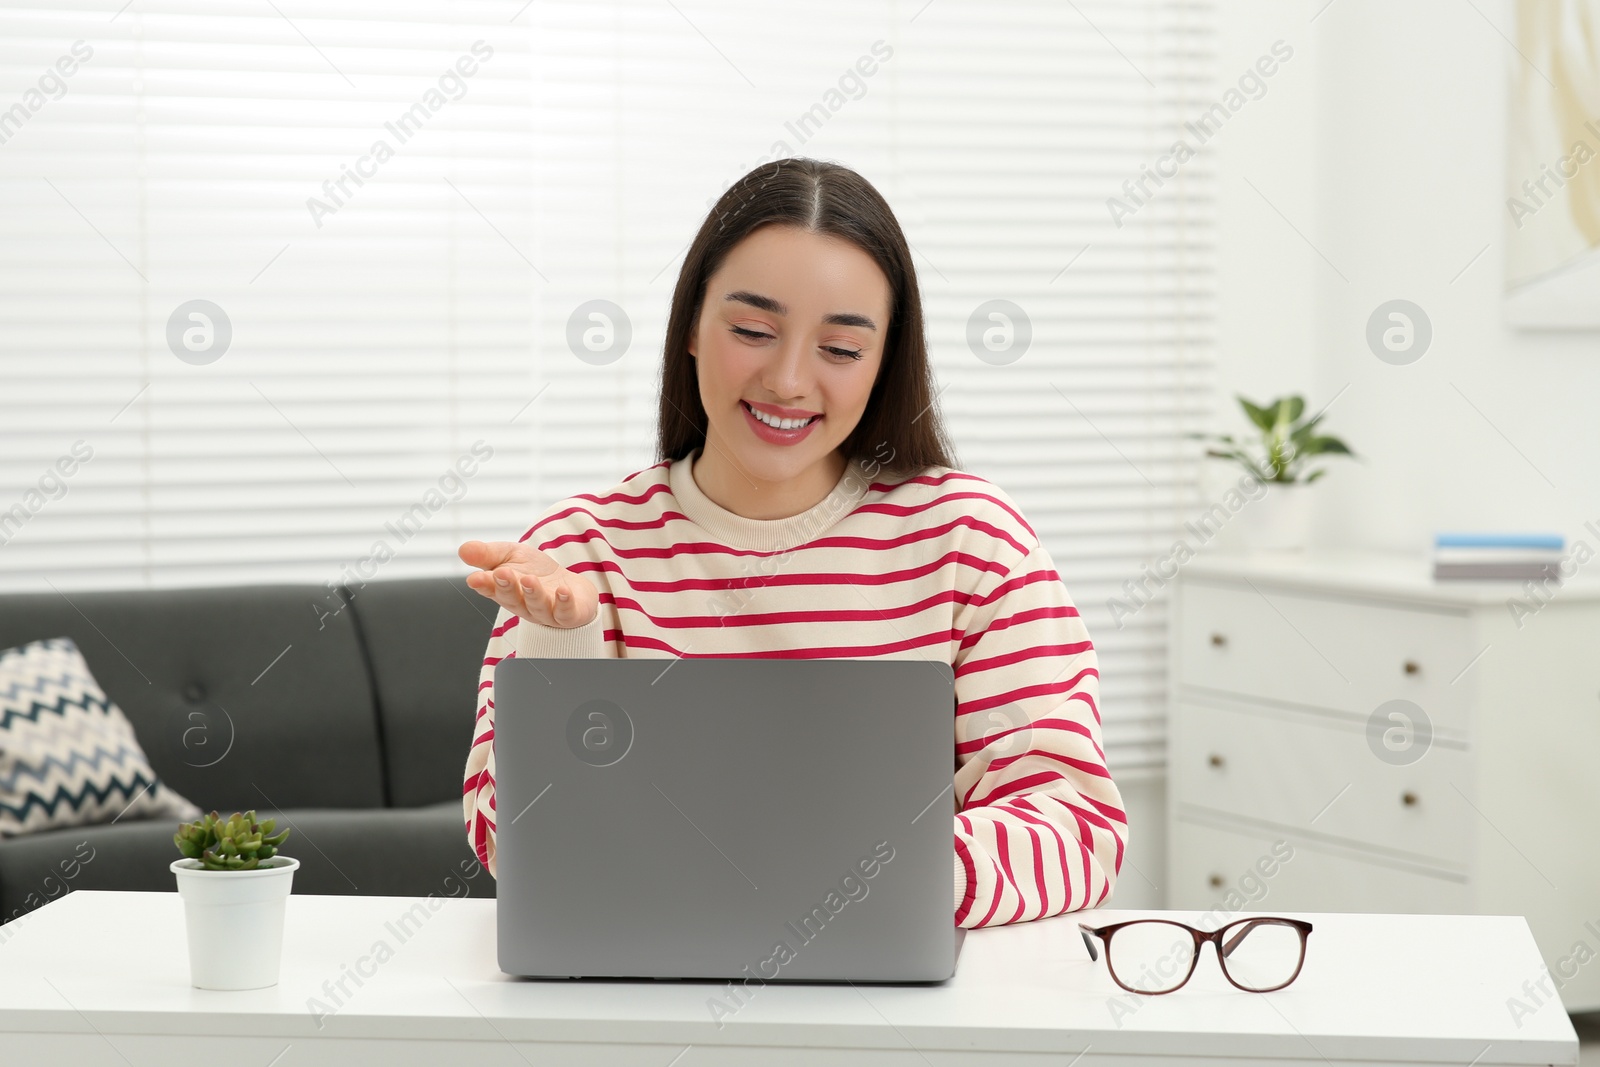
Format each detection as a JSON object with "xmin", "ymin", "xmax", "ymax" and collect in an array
[{"xmin": 0, "ymin": 636, "xmax": 200, "ymax": 838}]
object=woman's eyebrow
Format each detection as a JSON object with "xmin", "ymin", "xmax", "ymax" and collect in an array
[{"xmin": 724, "ymin": 290, "xmax": 878, "ymax": 331}]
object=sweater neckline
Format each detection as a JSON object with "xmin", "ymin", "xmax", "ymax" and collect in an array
[{"xmin": 669, "ymin": 447, "xmax": 869, "ymax": 553}]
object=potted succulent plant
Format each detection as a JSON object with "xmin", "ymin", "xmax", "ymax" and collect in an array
[
  {"xmin": 170, "ymin": 810, "xmax": 298, "ymax": 990},
  {"xmin": 1190, "ymin": 394, "xmax": 1357, "ymax": 551}
]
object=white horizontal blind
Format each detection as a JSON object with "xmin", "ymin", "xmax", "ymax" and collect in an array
[
  {"xmin": 0, "ymin": 1, "xmax": 539, "ymax": 590},
  {"xmin": 527, "ymin": 0, "xmax": 1215, "ymax": 775}
]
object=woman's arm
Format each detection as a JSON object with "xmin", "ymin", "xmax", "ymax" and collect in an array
[
  {"xmin": 952, "ymin": 538, "xmax": 1126, "ymax": 928},
  {"xmin": 463, "ymin": 607, "xmax": 515, "ymax": 874},
  {"xmin": 463, "ymin": 609, "xmax": 609, "ymax": 876},
  {"xmin": 460, "ymin": 535, "xmax": 607, "ymax": 877}
]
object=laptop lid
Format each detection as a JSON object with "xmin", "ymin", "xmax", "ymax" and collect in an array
[{"xmin": 494, "ymin": 656, "xmax": 959, "ymax": 982}]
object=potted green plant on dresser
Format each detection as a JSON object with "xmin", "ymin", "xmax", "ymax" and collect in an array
[
  {"xmin": 170, "ymin": 811, "xmax": 298, "ymax": 990},
  {"xmin": 1190, "ymin": 394, "xmax": 1357, "ymax": 551}
]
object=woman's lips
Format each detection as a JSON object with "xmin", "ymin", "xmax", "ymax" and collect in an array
[
  {"xmin": 743, "ymin": 400, "xmax": 821, "ymax": 420},
  {"xmin": 741, "ymin": 400, "xmax": 821, "ymax": 445}
]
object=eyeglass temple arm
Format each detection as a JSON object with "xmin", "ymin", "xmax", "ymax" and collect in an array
[
  {"xmin": 1077, "ymin": 924, "xmax": 1101, "ymax": 962},
  {"xmin": 1221, "ymin": 918, "xmax": 1270, "ymax": 958}
]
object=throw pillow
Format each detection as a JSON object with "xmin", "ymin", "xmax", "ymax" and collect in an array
[{"xmin": 0, "ymin": 636, "xmax": 200, "ymax": 837}]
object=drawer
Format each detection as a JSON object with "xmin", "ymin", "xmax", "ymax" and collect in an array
[
  {"xmin": 1167, "ymin": 817, "xmax": 1472, "ymax": 915},
  {"xmin": 1169, "ymin": 701, "xmax": 1474, "ymax": 869},
  {"xmin": 1176, "ymin": 580, "xmax": 1475, "ymax": 734}
]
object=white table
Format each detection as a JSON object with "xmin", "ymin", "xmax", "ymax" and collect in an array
[{"xmin": 0, "ymin": 891, "xmax": 1580, "ymax": 1065}]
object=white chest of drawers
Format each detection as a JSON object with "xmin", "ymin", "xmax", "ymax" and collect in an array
[{"xmin": 1166, "ymin": 549, "xmax": 1600, "ymax": 1012}]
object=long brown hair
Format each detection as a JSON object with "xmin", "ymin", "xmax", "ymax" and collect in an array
[{"xmin": 655, "ymin": 158, "xmax": 957, "ymax": 480}]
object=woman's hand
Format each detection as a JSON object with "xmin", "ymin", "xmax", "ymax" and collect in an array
[{"xmin": 458, "ymin": 540, "xmax": 599, "ymax": 629}]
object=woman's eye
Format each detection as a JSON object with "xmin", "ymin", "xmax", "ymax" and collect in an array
[{"xmin": 732, "ymin": 323, "xmax": 864, "ymax": 361}]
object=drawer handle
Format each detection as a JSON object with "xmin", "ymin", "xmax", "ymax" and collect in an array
[
  {"xmin": 1208, "ymin": 874, "xmax": 1225, "ymax": 889},
  {"xmin": 1207, "ymin": 753, "xmax": 1225, "ymax": 769},
  {"xmin": 1401, "ymin": 791, "xmax": 1419, "ymax": 807},
  {"xmin": 1403, "ymin": 660, "xmax": 1420, "ymax": 675},
  {"xmin": 1210, "ymin": 633, "xmax": 1227, "ymax": 647}
]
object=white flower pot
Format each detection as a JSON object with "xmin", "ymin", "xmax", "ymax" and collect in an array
[
  {"xmin": 171, "ymin": 856, "xmax": 299, "ymax": 990},
  {"xmin": 1240, "ymin": 481, "xmax": 1313, "ymax": 551}
]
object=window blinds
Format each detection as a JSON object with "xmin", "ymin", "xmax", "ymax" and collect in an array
[
  {"xmin": 0, "ymin": 1, "xmax": 540, "ymax": 590},
  {"xmin": 0, "ymin": 0, "xmax": 1213, "ymax": 775}
]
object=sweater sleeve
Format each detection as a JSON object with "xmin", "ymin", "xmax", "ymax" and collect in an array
[
  {"xmin": 951, "ymin": 538, "xmax": 1127, "ymax": 928},
  {"xmin": 463, "ymin": 607, "xmax": 609, "ymax": 877}
]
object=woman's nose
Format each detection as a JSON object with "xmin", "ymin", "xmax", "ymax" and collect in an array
[{"xmin": 762, "ymin": 338, "xmax": 812, "ymax": 400}]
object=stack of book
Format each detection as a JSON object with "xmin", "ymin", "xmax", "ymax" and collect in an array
[{"xmin": 1432, "ymin": 533, "xmax": 1565, "ymax": 581}]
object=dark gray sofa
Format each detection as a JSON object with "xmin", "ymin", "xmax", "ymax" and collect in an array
[{"xmin": 0, "ymin": 576, "xmax": 498, "ymax": 922}]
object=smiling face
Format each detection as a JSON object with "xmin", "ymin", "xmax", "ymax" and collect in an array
[{"xmin": 686, "ymin": 223, "xmax": 892, "ymax": 518}]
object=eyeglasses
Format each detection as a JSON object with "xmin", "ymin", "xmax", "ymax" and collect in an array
[{"xmin": 1079, "ymin": 917, "xmax": 1313, "ymax": 994}]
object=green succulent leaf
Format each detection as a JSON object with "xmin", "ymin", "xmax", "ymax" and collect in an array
[
  {"xmin": 1290, "ymin": 411, "xmax": 1327, "ymax": 439},
  {"xmin": 175, "ymin": 809, "xmax": 293, "ymax": 867},
  {"xmin": 1299, "ymin": 435, "xmax": 1353, "ymax": 456},
  {"xmin": 1237, "ymin": 396, "xmax": 1276, "ymax": 433}
]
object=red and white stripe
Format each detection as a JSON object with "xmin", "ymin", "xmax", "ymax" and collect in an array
[{"xmin": 462, "ymin": 455, "xmax": 1126, "ymax": 928}]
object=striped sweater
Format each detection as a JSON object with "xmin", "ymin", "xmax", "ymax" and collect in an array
[{"xmin": 462, "ymin": 448, "xmax": 1127, "ymax": 928}]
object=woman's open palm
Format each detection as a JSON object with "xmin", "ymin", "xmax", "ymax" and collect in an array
[{"xmin": 458, "ymin": 540, "xmax": 599, "ymax": 629}]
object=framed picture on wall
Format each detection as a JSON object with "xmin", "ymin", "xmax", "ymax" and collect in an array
[{"xmin": 1504, "ymin": 0, "xmax": 1600, "ymax": 329}]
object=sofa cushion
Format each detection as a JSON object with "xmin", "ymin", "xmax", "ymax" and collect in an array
[
  {"xmin": 0, "ymin": 584, "xmax": 386, "ymax": 812},
  {"xmin": 0, "ymin": 637, "xmax": 200, "ymax": 837},
  {"xmin": 0, "ymin": 801, "xmax": 493, "ymax": 924},
  {"xmin": 348, "ymin": 576, "xmax": 497, "ymax": 808}
]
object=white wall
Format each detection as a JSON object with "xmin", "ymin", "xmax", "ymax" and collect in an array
[
  {"xmin": 1211, "ymin": 0, "xmax": 1599, "ymax": 554},
  {"xmin": 1316, "ymin": 0, "xmax": 1600, "ymax": 551},
  {"xmin": 1210, "ymin": 0, "xmax": 1320, "ymax": 455}
]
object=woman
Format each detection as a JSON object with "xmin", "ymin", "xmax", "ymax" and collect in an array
[{"xmin": 459, "ymin": 158, "xmax": 1125, "ymax": 929}]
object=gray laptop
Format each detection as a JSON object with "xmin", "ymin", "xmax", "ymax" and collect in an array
[{"xmin": 494, "ymin": 656, "xmax": 964, "ymax": 982}]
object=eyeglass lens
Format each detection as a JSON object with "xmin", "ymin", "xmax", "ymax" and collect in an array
[
  {"xmin": 1106, "ymin": 921, "xmax": 1196, "ymax": 993},
  {"xmin": 1219, "ymin": 918, "xmax": 1304, "ymax": 991}
]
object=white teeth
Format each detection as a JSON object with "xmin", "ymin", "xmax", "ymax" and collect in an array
[{"xmin": 749, "ymin": 404, "xmax": 813, "ymax": 431}]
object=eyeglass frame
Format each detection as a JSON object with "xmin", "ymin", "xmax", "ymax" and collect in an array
[{"xmin": 1078, "ymin": 916, "xmax": 1314, "ymax": 995}]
